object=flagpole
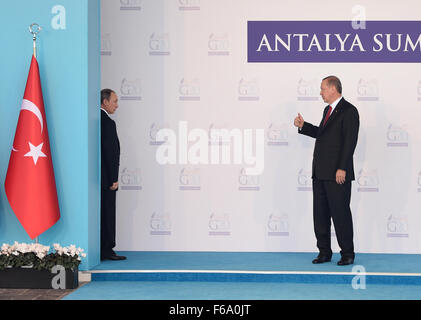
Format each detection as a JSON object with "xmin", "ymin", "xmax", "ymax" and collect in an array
[
  {"xmin": 29, "ymin": 23, "xmax": 41, "ymax": 59},
  {"xmin": 29, "ymin": 23, "xmax": 41, "ymax": 244}
]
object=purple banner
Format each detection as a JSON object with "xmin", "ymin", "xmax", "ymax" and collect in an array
[{"xmin": 248, "ymin": 21, "xmax": 421, "ymax": 63}]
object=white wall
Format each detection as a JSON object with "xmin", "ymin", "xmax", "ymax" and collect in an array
[{"xmin": 101, "ymin": 0, "xmax": 421, "ymax": 253}]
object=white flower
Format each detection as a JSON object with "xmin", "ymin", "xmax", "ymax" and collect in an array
[
  {"xmin": 32, "ymin": 244, "xmax": 49, "ymax": 259},
  {"xmin": 1, "ymin": 242, "xmax": 86, "ymax": 267},
  {"xmin": 36, "ymin": 252, "xmax": 46, "ymax": 259},
  {"xmin": 68, "ymin": 245, "xmax": 77, "ymax": 257},
  {"xmin": 1, "ymin": 243, "xmax": 10, "ymax": 253}
]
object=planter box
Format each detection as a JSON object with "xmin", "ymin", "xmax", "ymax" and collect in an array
[{"xmin": 0, "ymin": 267, "xmax": 78, "ymax": 289}]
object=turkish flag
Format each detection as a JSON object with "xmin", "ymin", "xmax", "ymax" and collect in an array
[{"xmin": 5, "ymin": 55, "xmax": 60, "ymax": 239}]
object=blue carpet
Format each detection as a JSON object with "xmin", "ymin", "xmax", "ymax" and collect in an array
[
  {"xmin": 93, "ymin": 251, "xmax": 421, "ymax": 274},
  {"xmin": 90, "ymin": 272, "xmax": 421, "ymax": 285},
  {"xmin": 64, "ymin": 252, "xmax": 421, "ymax": 300},
  {"xmin": 64, "ymin": 280, "xmax": 421, "ymax": 300}
]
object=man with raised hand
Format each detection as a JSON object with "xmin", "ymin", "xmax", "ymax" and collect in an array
[{"xmin": 294, "ymin": 76, "xmax": 359, "ymax": 266}]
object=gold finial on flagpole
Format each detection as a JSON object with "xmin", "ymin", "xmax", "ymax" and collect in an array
[{"xmin": 29, "ymin": 23, "xmax": 41, "ymax": 59}]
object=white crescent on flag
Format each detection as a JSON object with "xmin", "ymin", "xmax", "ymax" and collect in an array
[
  {"xmin": 21, "ymin": 99, "xmax": 44, "ymax": 133},
  {"xmin": 12, "ymin": 99, "xmax": 44, "ymax": 152}
]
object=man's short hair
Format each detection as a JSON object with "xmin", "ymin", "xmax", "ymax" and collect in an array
[
  {"xmin": 323, "ymin": 76, "xmax": 342, "ymax": 94},
  {"xmin": 101, "ymin": 89, "xmax": 115, "ymax": 106}
]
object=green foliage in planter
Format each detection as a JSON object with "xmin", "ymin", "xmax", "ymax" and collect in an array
[{"xmin": 0, "ymin": 243, "xmax": 86, "ymax": 272}]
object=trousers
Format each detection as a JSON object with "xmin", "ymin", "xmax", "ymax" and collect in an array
[
  {"xmin": 312, "ymin": 178, "xmax": 354, "ymax": 258},
  {"xmin": 101, "ymin": 188, "xmax": 116, "ymax": 259}
]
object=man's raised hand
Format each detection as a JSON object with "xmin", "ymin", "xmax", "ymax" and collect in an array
[{"xmin": 294, "ymin": 113, "xmax": 304, "ymax": 128}]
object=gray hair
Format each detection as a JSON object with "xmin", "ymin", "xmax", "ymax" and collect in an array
[{"xmin": 323, "ymin": 76, "xmax": 342, "ymax": 94}]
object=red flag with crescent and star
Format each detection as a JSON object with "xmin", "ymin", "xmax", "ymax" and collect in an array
[{"xmin": 4, "ymin": 55, "xmax": 60, "ymax": 239}]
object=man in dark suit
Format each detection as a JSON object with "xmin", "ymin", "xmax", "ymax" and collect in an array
[
  {"xmin": 100, "ymin": 89, "xmax": 126, "ymax": 261},
  {"xmin": 294, "ymin": 76, "xmax": 359, "ymax": 266}
]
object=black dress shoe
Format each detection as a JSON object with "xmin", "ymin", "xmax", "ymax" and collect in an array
[
  {"xmin": 102, "ymin": 254, "xmax": 126, "ymax": 261},
  {"xmin": 312, "ymin": 255, "xmax": 332, "ymax": 264},
  {"xmin": 337, "ymin": 257, "xmax": 354, "ymax": 266},
  {"xmin": 110, "ymin": 255, "xmax": 126, "ymax": 260}
]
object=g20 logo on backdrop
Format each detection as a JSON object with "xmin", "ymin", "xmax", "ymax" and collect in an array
[
  {"xmin": 149, "ymin": 123, "xmax": 169, "ymax": 145},
  {"xmin": 238, "ymin": 168, "xmax": 260, "ymax": 191},
  {"xmin": 297, "ymin": 78, "xmax": 319, "ymax": 101},
  {"xmin": 120, "ymin": 167, "xmax": 142, "ymax": 190},
  {"xmin": 238, "ymin": 78, "xmax": 260, "ymax": 101},
  {"xmin": 357, "ymin": 169, "xmax": 379, "ymax": 192},
  {"xmin": 150, "ymin": 212, "xmax": 172, "ymax": 235},
  {"xmin": 120, "ymin": 0, "xmax": 142, "ymax": 11},
  {"xmin": 266, "ymin": 123, "xmax": 288, "ymax": 146},
  {"xmin": 179, "ymin": 167, "xmax": 201, "ymax": 191},
  {"xmin": 208, "ymin": 33, "xmax": 230, "ymax": 56},
  {"xmin": 386, "ymin": 124, "xmax": 409, "ymax": 147},
  {"xmin": 208, "ymin": 123, "xmax": 231, "ymax": 146},
  {"xmin": 149, "ymin": 33, "xmax": 170, "ymax": 55},
  {"xmin": 208, "ymin": 213, "xmax": 231, "ymax": 236},
  {"xmin": 387, "ymin": 215, "xmax": 408, "ymax": 238},
  {"xmin": 267, "ymin": 213, "xmax": 289, "ymax": 237},
  {"xmin": 297, "ymin": 169, "xmax": 312, "ymax": 191},
  {"xmin": 179, "ymin": 78, "xmax": 200, "ymax": 101},
  {"xmin": 178, "ymin": 0, "xmax": 200, "ymax": 11},
  {"xmin": 120, "ymin": 78, "xmax": 142, "ymax": 101},
  {"xmin": 357, "ymin": 78, "xmax": 379, "ymax": 101}
]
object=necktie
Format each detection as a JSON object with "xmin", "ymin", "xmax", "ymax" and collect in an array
[{"xmin": 323, "ymin": 105, "xmax": 332, "ymax": 126}]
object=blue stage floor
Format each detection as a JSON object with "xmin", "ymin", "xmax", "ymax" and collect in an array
[
  {"xmin": 64, "ymin": 251, "xmax": 421, "ymax": 300},
  {"xmin": 91, "ymin": 251, "xmax": 421, "ymax": 274}
]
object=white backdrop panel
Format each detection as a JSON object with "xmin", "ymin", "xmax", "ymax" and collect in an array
[{"xmin": 101, "ymin": 0, "xmax": 421, "ymax": 253}]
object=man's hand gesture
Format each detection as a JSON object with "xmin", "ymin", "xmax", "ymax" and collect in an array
[{"xmin": 294, "ymin": 113, "xmax": 304, "ymax": 128}]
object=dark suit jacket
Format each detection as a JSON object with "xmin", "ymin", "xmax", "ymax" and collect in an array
[
  {"xmin": 101, "ymin": 109, "xmax": 120, "ymax": 190},
  {"xmin": 299, "ymin": 97, "xmax": 359, "ymax": 181}
]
